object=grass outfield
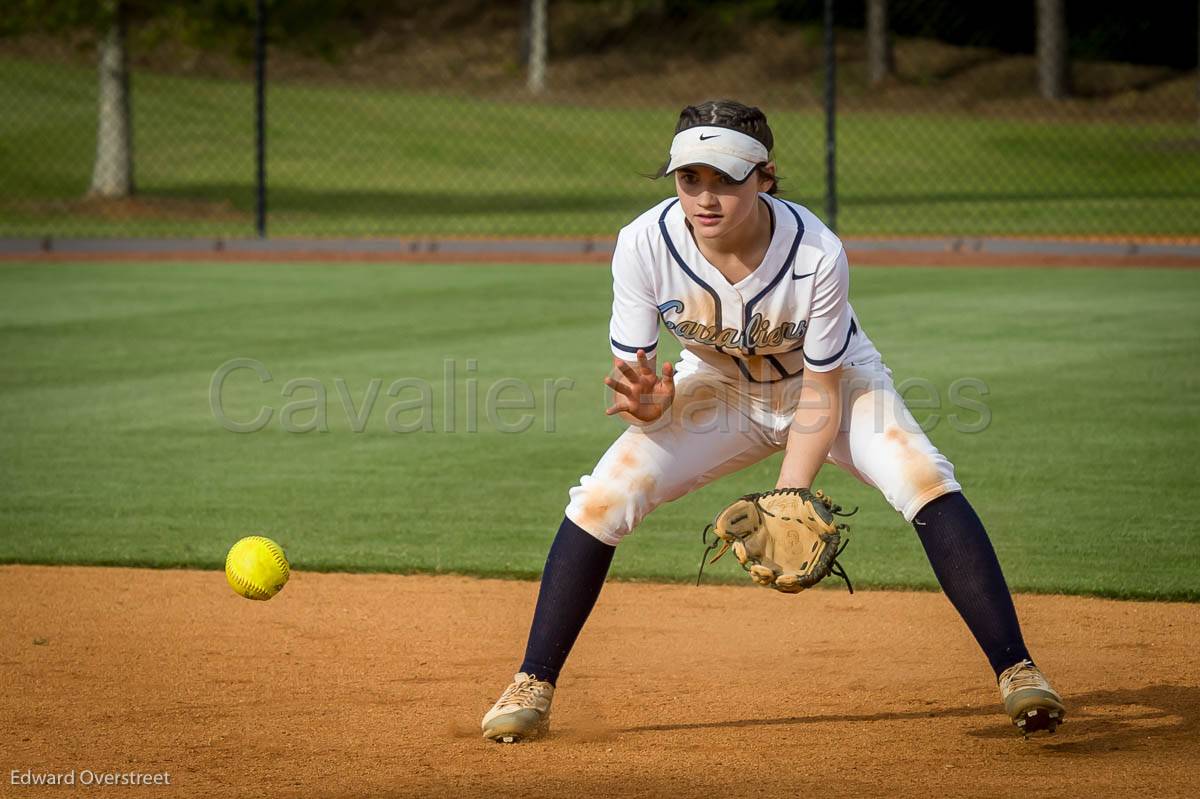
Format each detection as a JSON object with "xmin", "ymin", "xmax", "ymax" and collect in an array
[
  {"xmin": 2, "ymin": 56, "xmax": 1198, "ymax": 238},
  {"xmin": 0, "ymin": 261, "xmax": 1197, "ymax": 600}
]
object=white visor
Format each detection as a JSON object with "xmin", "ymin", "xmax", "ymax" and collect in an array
[{"xmin": 665, "ymin": 126, "xmax": 769, "ymax": 182}]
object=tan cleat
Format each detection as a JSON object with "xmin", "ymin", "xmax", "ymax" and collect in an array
[
  {"xmin": 481, "ymin": 672, "xmax": 555, "ymax": 743},
  {"xmin": 998, "ymin": 659, "xmax": 1065, "ymax": 736}
]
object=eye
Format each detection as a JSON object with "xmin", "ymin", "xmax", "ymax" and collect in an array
[{"xmin": 719, "ymin": 174, "xmax": 738, "ymax": 186}]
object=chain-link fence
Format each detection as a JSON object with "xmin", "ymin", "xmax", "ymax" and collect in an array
[{"xmin": 2, "ymin": 0, "xmax": 1197, "ymax": 240}]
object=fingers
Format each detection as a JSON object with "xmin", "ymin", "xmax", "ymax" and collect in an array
[
  {"xmin": 603, "ymin": 375, "xmax": 637, "ymax": 398},
  {"xmin": 661, "ymin": 361, "xmax": 676, "ymax": 400},
  {"xmin": 606, "ymin": 396, "xmax": 648, "ymax": 417},
  {"xmin": 607, "ymin": 354, "xmax": 672, "ymax": 419},
  {"xmin": 604, "ymin": 390, "xmax": 632, "ymax": 416},
  {"xmin": 635, "ymin": 349, "xmax": 651, "ymax": 373},
  {"xmin": 613, "ymin": 359, "xmax": 640, "ymax": 382}
]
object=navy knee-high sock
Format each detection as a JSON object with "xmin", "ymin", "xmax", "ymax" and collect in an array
[
  {"xmin": 518, "ymin": 517, "xmax": 616, "ymax": 686},
  {"xmin": 913, "ymin": 492, "xmax": 1032, "ymax": 678}
]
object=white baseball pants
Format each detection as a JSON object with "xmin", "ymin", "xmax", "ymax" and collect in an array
[{"xmin": 565, "ymin": 359, "xmax": 961, "ymax": 546}]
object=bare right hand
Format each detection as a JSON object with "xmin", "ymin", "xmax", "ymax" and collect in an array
[{"xmin": 604, "ymin": 349, "xmax": 675, "ymax": 423}]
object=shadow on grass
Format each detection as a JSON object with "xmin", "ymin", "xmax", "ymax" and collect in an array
[
  {"xmin": 10, "ymin": 183, "xmax": 1196, "ymax": 234},
  {"xmin": 144, "ymin": 183, "xmax": 1200, "ymax": 220},
  {"xmin": 150, "ymin": 183, "xmax": 652, "ymax": 219},
  {"xmin": 842, "ymin": 187, "xmax": 1200, "ymax": 206}
]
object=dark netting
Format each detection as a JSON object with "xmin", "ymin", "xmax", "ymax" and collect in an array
[{"xmin": 1, "ymin": 0, "xmax": 1196, "ymax": 239}]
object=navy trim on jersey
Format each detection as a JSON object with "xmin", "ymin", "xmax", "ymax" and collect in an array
[
  {"xmin": 766, "ymin": 354, "xmax": 803, "ymax": 379},
  {"xmin": 658, "ymin": 199, "xmax": 725, "ymax": 348},
  {"xmin": 743, "ymin": 201, "xmax": 805, "ymax": 355},
  {"xmin": 610, "ymin": 337, "xmax": 658, "ymax": 355},
  {"xmin": 728, "ymin": 355, "xmax": 760, "ymax": 383},
  {"xmin": 804, "ymin": 317, "xmax": 859, "ymax": 367},
  {"xmin": 726, "ymin": 352, "xmax": 799, "ymax": 384}
]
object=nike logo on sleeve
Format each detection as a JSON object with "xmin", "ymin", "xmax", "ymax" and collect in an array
[{"xmin": 698, "ymin": 134, "xmax": 720, "ymax": 140}]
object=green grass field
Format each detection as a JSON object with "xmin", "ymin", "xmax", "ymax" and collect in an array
[
  {"xmin": 0, "ymin": 261, "xmax": 1197, "ymax": 600},
  {"xmin": 2, "ymin": 55, "xmax": 1198, "ymax": 238}
]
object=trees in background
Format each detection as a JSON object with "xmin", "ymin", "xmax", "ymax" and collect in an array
[
  {"xmin": 866, "ymin": 0, "xmax": 894, "ymax": 86},
  {"xmin": 861, "ymin": 0, "xmax": 1072, "ymax": 99},
  {"xmin": 5, "ymin": 0, "xmax": 1194, "ymax": 181},
  {"xmin": 4, "ymin": 0, "xmax": 137, "ymax": 196},
  {"xmin": 1036, "ymin": 0, "xmax": 1069, "ymax": 100},
  {"xmin": 3, "ymin": 0, "xmax": 393, "ymax": 200},
  {"xmin": 90, "ymin": 1, "xmax": 133, "ymax": 198},
  {"xmin": 527, "ymin": 0, "xmax": 547, "ymax": 93}
]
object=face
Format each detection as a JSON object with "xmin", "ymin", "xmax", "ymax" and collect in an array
[{"xmin": 674, "ymin": 163, "xmax": 776, "ymax": 241}]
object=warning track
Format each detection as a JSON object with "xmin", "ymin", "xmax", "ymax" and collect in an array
[{"xmin": 2, "ymin": 235, "xmax": 1199, "ymax": 268}]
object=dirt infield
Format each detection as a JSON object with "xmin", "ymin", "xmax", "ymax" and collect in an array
[{"xmin": 2, "ymin": 565, "xmax": 1197, "ymax": 799}]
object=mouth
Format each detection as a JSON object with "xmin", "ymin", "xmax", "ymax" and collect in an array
[{"xmin": 694, "ymin": 212, "xmax": 723, "ymax": 227}]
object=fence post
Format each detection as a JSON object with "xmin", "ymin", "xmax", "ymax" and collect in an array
[
  {"xmin": 254, "ymin": 0, "xmax": 267, "ymax": 238},
  {"xmin": 823, "ymin": 0, "xmax": 837, "ymax": 233}
]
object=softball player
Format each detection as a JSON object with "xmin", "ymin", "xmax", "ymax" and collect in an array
[{"xmin": 482, "ymin": 100, "xmax": 1064, "ymax": 743}]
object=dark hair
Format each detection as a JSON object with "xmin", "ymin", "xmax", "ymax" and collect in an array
[{"xmin": 654, "ymin": 99, "xmax": 779, "ymax": 195}]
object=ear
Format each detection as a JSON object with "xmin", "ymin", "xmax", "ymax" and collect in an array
[{"xmin": 758, "ymin": 161, "xmax": 777, "ymax": 191}]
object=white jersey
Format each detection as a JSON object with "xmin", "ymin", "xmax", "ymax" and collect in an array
[
  {"xmin": 608, "ymin": 194, "xmax": 879, "ymax": 383},
  {"xmin": 566, "ymin": 194, "xmax": 959, "ymax": 542}
]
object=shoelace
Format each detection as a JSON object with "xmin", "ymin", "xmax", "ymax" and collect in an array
[
  {"xmin": 498, "ymin": 677, "xmax": 549, "ymax": 707},
  {"xmin": 999, "ymin": 660, "xmax": 1045, "ymax": 692}
]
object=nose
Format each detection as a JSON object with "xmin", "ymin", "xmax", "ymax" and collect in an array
[{"xmin": 697, "ymin": 190, "xmax": 719, "ymax": 208}]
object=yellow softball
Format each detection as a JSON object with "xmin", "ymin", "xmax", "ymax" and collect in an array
[{"xmin": 225, "ymin": 536, "xmax": 290, "ymax": 600}]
